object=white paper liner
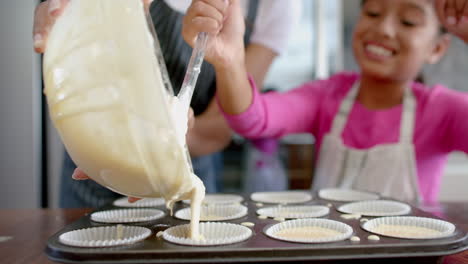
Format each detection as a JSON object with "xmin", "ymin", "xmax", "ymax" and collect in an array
[
  {"xmin": 183, "ymin": 194, "xmax": 244, "ymax": 205},
  {"xmin": 265, "ymin": 218, "xmax": 353, "ymax": 243},
  {"xmin": 362, "ymin": 216, "xmax": 456, "ymax": 239},
  {"xmin": 113, "ymin": 197, "xmax": 165, "ymax": 208},
  {"xmin": 59, "ymin": 225, "xmax": 151, "ymax": 247},
  {"xmin": 163, "ymin": 222, "xmax": 252, "ymax": 246},
  {"xmin": 338, "ymin": 200, "xmax": 411, "ymax": 217},
  {"xmin": 318, "ymin": 188, "xmax": 379, "ymax": 202},
  {"xmin": 174, "ymin": 204, "xmax": 248, "ymax": 221},
  {"xmin": 250, "ymin": 191, "xmax": 312, "ymax": 204},
  {"xmin": 90, "ymin": 209, "xmax": 165, "ymax": 223},
  {"xmin": 257, "ymin": 205, "xmax": 330, "ymax": 219}
]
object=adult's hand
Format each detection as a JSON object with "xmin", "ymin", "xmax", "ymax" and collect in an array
[{"xmin": 33, "ymin": 0, "xmax": 154, "ymax": 53}]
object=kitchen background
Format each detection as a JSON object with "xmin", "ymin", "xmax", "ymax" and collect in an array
[{"xmin": 1, "ymin": 0, "xmax": 467, "ymax": 209}]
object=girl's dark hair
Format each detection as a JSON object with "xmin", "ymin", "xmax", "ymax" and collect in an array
[{"xmin": 415, "ymin": 73, "xmax": 425, "ymax": 84}]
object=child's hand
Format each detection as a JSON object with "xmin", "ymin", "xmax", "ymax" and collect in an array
[
  {"xmin": 33, "ymin": 0, "xmax": 154, "ymax": 53},
  {"xmin": 182, "ymin": 0, "xmax": 246, "ymax": 69},
  {"xmin": 435, "ymin": 0, "xmax": 468, "ymax": 43}
]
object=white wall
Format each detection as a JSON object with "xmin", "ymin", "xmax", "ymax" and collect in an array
[
  {"xmin": 46, "ymin": 109, "xmax": 63, "ymax": 208},
  {"xmin": 0, "ymin": 0, "xmax": 42, "ymax": 208}
]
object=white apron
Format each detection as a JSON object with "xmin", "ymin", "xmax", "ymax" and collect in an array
[{"xmin": 313, "ymin": 81, "xmax": 421, "ymax": 203}]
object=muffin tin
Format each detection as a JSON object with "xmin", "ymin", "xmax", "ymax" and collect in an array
[{"xmin": 46, "ymin": 191, "xmax": 467, "ymax": 263}]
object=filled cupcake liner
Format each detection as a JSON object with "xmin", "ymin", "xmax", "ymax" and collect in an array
[
  {"xmin": 250, "ymin": 191, "xmax": 312, "ymax": 204},
  {"xmin": 318, "ymin": 188, "xmax": 379, "ymax": 202},
  {"xmin": 90, "ymin": 209, "xmax": 165, "ymax": 223},
  {"xmin": 338, "ymin": 200, "xmax": 411, "ymax": 217},
  {"xmin": 59, "ymin": 225, "xmax": 151, "ymax": 247},
  {"xmin": 183, "ymin": 194, "xmax": 244, "ymax": 205},
  {"xmin": 163, "ymin": 222, "xmax": 252, "ymax": 246},
  {"xmin": 113, "ymin": 197, "xmax": 166, "ymax": 208},
  {"xmin": 175, "ymin": 204, "xmax": 248, "ymax": 221},
  {"xmin": 265, "ymin": 218, "xmax": 353, "ymax": 243},
  {"xmin": 257, "ymin": 205, "xmax": 330, "ymax": 219},
  {"xmin": 362, "ymin": 216, "xmax": 456, "ymax": 239}
]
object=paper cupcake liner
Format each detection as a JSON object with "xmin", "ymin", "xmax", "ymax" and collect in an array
[
  {"xmin": 113, "ymin": 197, "xmax": 165, "ymax": 208},
  {"xmin": 163, "ymin": 222, "xmax": 252, "ymax": 246},
  {"xmin": 90, "ymin": 209, "xmax": 165, "ymax": 223},
  {"xmin": 318, "ymin": 188, "xmax": 379, "ymax": 202},
  {"xmin": 362, "ymin": 216, "xmax": 456, "ymax": 239},
  {"xmin": 175, "ymin": 204, "xmax": 248, "ymax": 221},
  {"xmin": 250, "ymin": 191, "xmax": 312, "ymax": 204},
  {"xmin": 264, "ymin": 218, "xmax": 353, "ymax": 243},
  {"xmin": 59, "ymin": 225, "xmax": 151, "ymax": 247},
  {"xmin": 257, "ymin": 205, "xmax": 330, "ymax": 219},
  {"xmin": 183, "ymin": 194, "xmax": 244, "ymax": 205},
  {"xmin": 338, "ymin": 200, "xmax": 411, "ymax": 217}
]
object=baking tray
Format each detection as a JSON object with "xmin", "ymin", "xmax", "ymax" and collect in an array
[{"xmin": 45, "ymin": 193, "xmax": 468, "ymax": 264}]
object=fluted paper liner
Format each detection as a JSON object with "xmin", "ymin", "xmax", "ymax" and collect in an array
[
  {"xmin": 175, "ymin": 204, "xmax": 248, "ymax": 221},
  {"xmin": 59, "ymin": 225, "xmax": 151, "ymax": 247},
  {"xmin": 113, "ymin": 197, "xmax": 165, "ymax": 208},
  {"xmin": 338, "ymin": 200, "xmax": 411, "ymax": 217},
  {"xmin": 265, "ymin": 218, "xmax": 353, "ymax": 243},
  {"xmin": 257, "ymin": 205, "xmax": 329, "ymax": 219},
  {"xmin": 362, "ymin": 216, "xmax": 456, "ymax": 239},
  {"xmin": 91, "ymin": 209, "xmax": 165, "ymax": 223},
  {"xmin": 318, "ymin": 188, "xmax": 379, "ymax": 202},
  {"xmin": 163, "ymin": 222, "xmax": 252, "ymax": 246},
  {"xmin": 183, "ymin": 194, "xmax": 244, "ymax": 205},
  {"xmin": 251, "ymin": 191, "xmax": 312, "ymax": 204}
]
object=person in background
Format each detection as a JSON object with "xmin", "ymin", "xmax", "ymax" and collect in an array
[
  {"xmin": 183, "ymin": 0, "xmax": 468, "ymax": 204},
  {"xmin": 33, "ymin": 0, "xmax": 300, "ymax": 207}
]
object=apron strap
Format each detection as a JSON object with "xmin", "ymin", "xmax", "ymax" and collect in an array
[
  {"xmin": 399, "ymin": 87, "xmax": 416, "ymax": 144},
  {"xmin": 330, "ymin": 81, "xmax": 360, "ymax": 136}
]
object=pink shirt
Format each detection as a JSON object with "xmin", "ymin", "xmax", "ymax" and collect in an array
[{"xmin": 220, "ymin": 72, "xmax": 468, "ymax": 203}]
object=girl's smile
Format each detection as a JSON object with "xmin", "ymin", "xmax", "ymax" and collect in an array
[{"xmin": 363, "ymin": 41, "xmax": 397, "ymax": 62}]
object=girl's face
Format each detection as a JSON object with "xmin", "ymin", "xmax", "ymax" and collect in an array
[{"xmin": 353, "ymin": 0, "xmax": 450, "ymax": 83}]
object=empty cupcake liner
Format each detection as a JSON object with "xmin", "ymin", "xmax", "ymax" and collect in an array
[
  {"xmin": 59, "ymin": 225, "xmax": 151, "ymax": 247},
  {"xmin": 338, "ymin": 200, "xmax": 411, "ymax": 217},
  {"xmin": 90, "ymin": 209, "xmax": 165, "ymax": 223},
  {"xmin": 175, "ymin": 204, "xmax": 248, "ymax": 221},
  {"xmin": 250, "ymin": 191, "xmax": 312, "ymax": 204},
  {"xmin": 362, "ymin": 216, "xmax": 456, "ymax": 239},
  {"xmin": 318, "ymin": 188, "xmax": 379, "ymax": 202},
  {"xmin": 265, "ymin": 218, "xmax": 353, "ymax": 243},
  {"xmin": 183, "ymin": 194, "xmax": 244, "ymax": 205},
  {"xmin": 257, "ymin": 205, "xmax": 330, "ymax": 219},
  {"xmin": 163, "ymin": 222, "xmax": 252, "ymax": 246},
  {"xmin": 113, "ymin": 197, "xmax": 166, "ymax": 208}
]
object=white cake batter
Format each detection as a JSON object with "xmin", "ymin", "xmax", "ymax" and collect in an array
[{"xmin": 43, "ymin": 0, "xmax": 205, "ymax": 239}]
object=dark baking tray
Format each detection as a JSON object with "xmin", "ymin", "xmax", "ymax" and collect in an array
[{"xmin": 45, "ymin": 194, "xmax": 468, "ymax": 264}]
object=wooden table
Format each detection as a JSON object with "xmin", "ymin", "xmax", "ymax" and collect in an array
[{"xmin": 0, "ymin": 204, "xmax": 466, "ymax": 264}]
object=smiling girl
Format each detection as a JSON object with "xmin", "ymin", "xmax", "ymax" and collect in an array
[{"xmin": 182, "ymin": 0, "xmax": 468, "ymax": 203}]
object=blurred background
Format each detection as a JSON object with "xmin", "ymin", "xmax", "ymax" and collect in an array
[{"xmin": 1, "ymin": 0, "xmax": 467, "ymax": 209}]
